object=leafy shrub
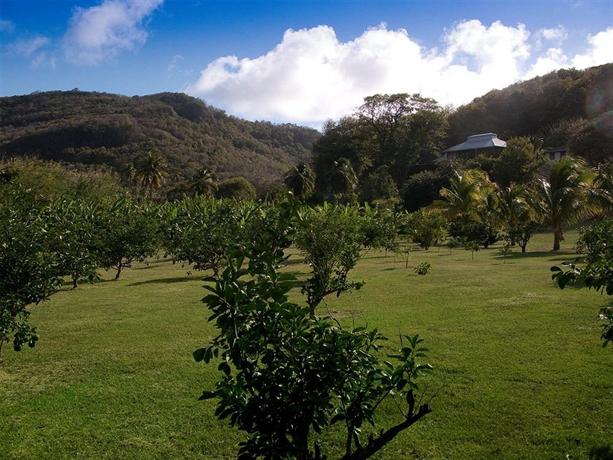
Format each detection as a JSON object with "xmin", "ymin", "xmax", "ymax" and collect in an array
[{"xmin": 415, "ymin": 262, "xmax": 431, "ymax": 275}]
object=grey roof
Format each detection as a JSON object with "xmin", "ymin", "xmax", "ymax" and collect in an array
[{"xmin": 444, "ymin": 133, "xmax": 507, "ymax": 153}]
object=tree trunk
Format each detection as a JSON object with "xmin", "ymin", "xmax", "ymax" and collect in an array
[
  {"xmin": 521, "ymin": 243, "xmax": 527, "ymax": 253},
  {"xmin": 553, "ymin": 226, "xmax": 564, "ymax": 251},
  {"xmin": 72, "ymin": 275, "xmax": 78, "ymax": 289},
  {"xmin": 115, "ymin": 263, "xmax": 123, "ymax": 280}
]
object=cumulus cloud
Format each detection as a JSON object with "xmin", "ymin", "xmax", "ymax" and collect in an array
[
  {"xmin": 525, "ymin": 48, "xmax": 569, "ymax": 78},
  {"xmin": 186, "ymin": 21, "xmax": 613, "ymax": 126},
  {"xmin": 187, "ymin": 21, "xmax": 534, "ymax": 125},
  {"xmin": 63, "ymin": 0, "xmax": 163, "ymax": 65},
  {"xmin": 539, "ymin": 26, "xmax": 567, "ymax": 43},
  {"xmin": 572, "ymin": 27, "xmax": 613, "ymax": 69}
]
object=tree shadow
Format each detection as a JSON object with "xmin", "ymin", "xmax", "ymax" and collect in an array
[
  {"xmin": 502, "ymin": 251, "xmax": 579, "ymax": 261},
  {"xmin": 128, "ymin": 276, "xmax": 201, "ymax": 287}
]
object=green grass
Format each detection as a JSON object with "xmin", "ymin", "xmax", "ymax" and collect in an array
[{"xmin": 1, "ymin": 231, "xmax": 612, "ymax": 459}]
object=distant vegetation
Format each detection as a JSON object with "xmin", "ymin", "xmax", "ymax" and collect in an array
[
  {"xmin": 447, "ymin": 63, "xmax": 612, "ymax": 164},
  {"xmin": 0, "ymin": 91, "xmax": 320, "ymax": 191}
]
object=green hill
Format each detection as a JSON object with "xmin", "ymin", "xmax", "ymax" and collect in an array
[
  {"xmin": 0, "ymin": 91, "xmax": 320, "ymax": 189},
  {"xmin": 447, "ymin": 63, "xmax": 612, "ymax": 163}
]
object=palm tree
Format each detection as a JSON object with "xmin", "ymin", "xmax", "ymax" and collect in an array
[
  {"xmin": 536, "ymin": 158, "xmax": 593, "ymax": 251},
  {"xmin": 189, "ymin": 168, "xmax": 217, "ymax": 198},
  {"xmin": 284, "ymin": 163, "xmax": 315, "ymax": 198},
  {"xmin": 329, "ymin": 158, "xmax": 358, "ymax": 197},
  {"xmin": 590, "ymin": 162, "xmax": 613, "ymax": 217},
  {"xmin": 437, "ymin": 169, "xmax": 489, "ymax": 220},
  {"xmin": 133, "ymin": 150, "xmax": 167, "ymax": 197},
  {"xmin": 496, "ymin": 184, "xmax": 540, "ymax": 252}
]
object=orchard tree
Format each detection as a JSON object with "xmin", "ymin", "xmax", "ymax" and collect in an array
[
  {"xmin": 195, "ymin": 201, "xmax": 432, "ymax": 459},
  {"xmin": 160, "ymin": 198, "xmax": 243, "ymax": 274},
  {"xmin": 45, "ymin": 199, "xmax": 104, "ymax": 288},
  {"xmin": 98, "ymin": 198, "xmax": 160, "ymax": 279},
  {"xmin": 0, "ymin": 187, "xmax": 62, "ymax": 361},
  {"xmin": 295, "ymin": 204, "xmax": 365, "ymax": 315}
]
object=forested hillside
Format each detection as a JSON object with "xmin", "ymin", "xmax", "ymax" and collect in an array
[
  {"xmin": 0, "ymin": 91, "xmax": 320, "ymax": 188},
  {"xmin": 447, "ymin": 63, "xmax": 612, "ymax": 163}
]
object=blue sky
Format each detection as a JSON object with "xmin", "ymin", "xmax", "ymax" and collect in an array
[{"xmin": 1, "ymin": 0, "xmax": 612, "ymax": 125}]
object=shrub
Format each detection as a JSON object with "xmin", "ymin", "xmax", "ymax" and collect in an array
[
  {"xmin": 415, "ymin": 262, "xmax": 431, "ymax": 275},
  {"xmin": 216, "ymin": 176, "xmax": 256, "ymax": 200}
]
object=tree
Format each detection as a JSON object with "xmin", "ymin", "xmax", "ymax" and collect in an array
[
  {"xmin": 496, "ymin": 184, "xmax": 540, "ymax": 253},
  {"xmin": 401, "ymin": 164, "xmax": 453, "ymax": 212},
  {"xmin": 437, "ymin": 170, "xmax": 500, "ymax": 248},
  {"xmin": 160, "ymin": 198, "xmax": 243, "ymax": 274},
  {"xmin": 360, "ymin": 165, "xmax": 398, "ymax": 203},
  {"xmin": 294, "ymin": 204, "xmax": 365, "ymax": 316},
  {"xmin": 491, "ymin": 137, "xmax": 545, "ymax": 187},
  {"xmin": 216, "ymin": 176, "xmax": 256, "ymax": 200},
  {"xmin": 195, "ymin": 201, "xmax": 432, "ymax": 459},
  {"xmin": 313, "ymin": 93, "xmax": 448, "ymax": 197},
  {"xmin": 552, "ymin": 219, "xmax": 613, "ymax": 346},
  {"xmin": 536, "ymin": 158, "xmax": 593, "ymax": 250},
  {"xmin": 284, "ymin": 163, "xmax": 315, "ymax": 198},
  {"xmin": 403, "ymin": 210, "xmax": 447, "ymax": 250},
  {"xmin": 133, "ymin": 150, "xmax": 167, "ymax": 197},
  {"xmin": 98, "ymin": 198, "xmax": 160, "ymax": 279},
  {"xmin": 45, "ymin": 199, "xmax": 104, "ymax": 288},
  {"xmin": 0, "ymin": 187, "xmax": 62, "ymax": 361},
  {"xmin": 189, "ymin": 168, "xmax": 217, "ymax": 198}
]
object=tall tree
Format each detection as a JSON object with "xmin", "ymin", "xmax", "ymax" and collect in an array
[
  {"xmin": 133, "ymin": 150, "xmax": 167, "ymax": 197},
  {"xmin": 492, "ymin": 137, "xmax": 546, "ymax": 187},
  {"xmin": 536, "ymin": 158, "xmax": 593, "ymax": 250},
  {"xmin": 189, "ymin": 168, "xmax": 217, "ymax": 198},
  {"xmin": 284, "ymin": 163, "xmax": 315, "ymax": 198}
]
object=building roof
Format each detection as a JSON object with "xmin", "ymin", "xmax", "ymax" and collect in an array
[{"xmin": 444, "ymin": 133, "xmax": 507, "ymax": 153}]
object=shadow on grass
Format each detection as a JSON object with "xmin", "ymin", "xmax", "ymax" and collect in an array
[
  {"xmin": 128, "ymin": 276, "xmax": 200, "ymax": 287},
  {"xmin": 500, "ymin": 251, "xmax": 579, "ymax": 262}
]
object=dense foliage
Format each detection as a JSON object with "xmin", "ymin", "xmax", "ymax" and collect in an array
[{"xmin": 195, "ymin": 201, "xmax": 432, "ymax": 459}]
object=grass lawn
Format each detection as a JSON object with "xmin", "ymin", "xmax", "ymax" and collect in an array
[{"xmin": 1, "ymin": 231, "xmax": 611, "ymax": 459}]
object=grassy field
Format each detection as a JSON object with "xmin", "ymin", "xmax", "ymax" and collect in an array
[{"xmin": 1, "ymin": 231, "xmax": 611, "ymax": 459}]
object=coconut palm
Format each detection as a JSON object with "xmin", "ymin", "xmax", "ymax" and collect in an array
[
  {"xmin": 496, "ymin": 184, "xmax": 540, "ymax": 252},
  {"xmin": 284, "ymin": 163, "xmax": 315, "ymax": 198},
  {"xmin": 133, "ymin": 150, "xmax": 167, "ymax": 197},
  {"xmin": 536, "ymin": 158, "xmax": 593, "ymax": 251},
  {"xmin": 590, "ymin": 162, "xmax": 613, "ymax": 217},
  {"xmin": 189, "ymin": 168, "xmax": 217, "ymax": 198},
  {"xmin": 329, "ymin": 158, "xmax": 358, "ymax": 197},
  {"xmin": 436, "ymin": 169, "xmax": 489, "ymax": 220}
]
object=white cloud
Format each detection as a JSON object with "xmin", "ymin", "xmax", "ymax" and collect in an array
[
  {"xmin": 187, "ymin": 21, "xmax": 535, "ymax": 125},
  {"xmin": 6, "ymin": 35, "xmax": 55, "ymax": 68},
  {"xmin": 187, "ymin": 21, "xmax": 613, "ymax": 127},
  {"xmin": 540, "ymin": 26, "xmax": 568, "ymax": 43},
  {"xmin": 167, "ymin": 53, "xmax": 184, "ymax": 72},
  {"xmin": 63, "ymin": 0, "xmax": 163, "ymax": 65},
  {"xmin": 7, "ymin": 36, "xmax": 49, "ymax": 57},
  {"xmin": 525, "ymin": 48, "xmax": 569, "ymax": 78},
  {"xmin": 0, "ymin": 19, "xmax": 15, "ymax": 33},
  {"xmin": 572, "ymin": 27, "xmax": 613, "ymax": 69}
]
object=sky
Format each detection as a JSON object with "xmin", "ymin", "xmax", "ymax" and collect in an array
[{"xmin": 1, "ymin": 0, "xmax": 612, "ymax": 127}]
